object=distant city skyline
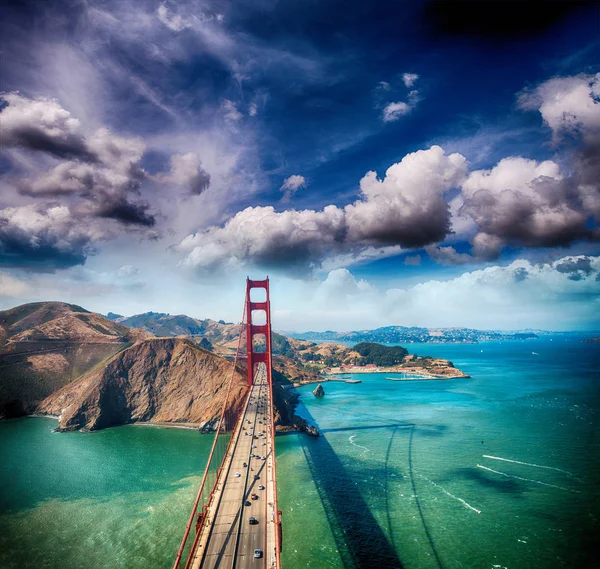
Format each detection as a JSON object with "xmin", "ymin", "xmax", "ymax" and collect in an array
[{"xmin": 1, "ymin": 0, "xmax": 599, "ymax": 331}]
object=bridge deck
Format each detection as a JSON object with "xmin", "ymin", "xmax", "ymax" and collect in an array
[{"xmin": 190, "ymin": 365, "xmax": 278, "ymax": 569}]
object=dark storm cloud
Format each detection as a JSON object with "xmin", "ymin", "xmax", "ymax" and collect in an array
[
  {"xmin": 2, "ymin": 123, "xmax": 97, "ymax": 162},
  {"xmin": 93, "ymin": 198, "xmax": 156, "ymax": 227},
  {"xmin": 0, "ymin": 205, "xmax": 97, "ymax": 270},
  {"xmin": 0, "ymin": 94, "xmax": 98, "ymax": 162},
  {"xmin": 189, "ymin": 167, "xmax": 211, "ymax": 195}
]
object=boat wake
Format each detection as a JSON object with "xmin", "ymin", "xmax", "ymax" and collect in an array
[
  {"xmin": 349, "ymin": 434, "xmax": 370, "ymax": 452},
  {"xmin": 482, "ymin": 454, "xmax": 580, "ymax": 480},
  {"xmin": 477, "ymin": 464, "xmax": 581, "ymax": 493},
  {"xmin": 417, "ymin": 472, "xmax": 482, "ymax": 514}
]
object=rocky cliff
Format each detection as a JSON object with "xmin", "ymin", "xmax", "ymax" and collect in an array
[{"xmin": 38, "ymin": 338, "xmax": 247, "ymax": 432}]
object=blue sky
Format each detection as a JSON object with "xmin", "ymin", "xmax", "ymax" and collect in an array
[{"xmin": 0, "ymin": 0, "xmax": 599, "ymax": 331}]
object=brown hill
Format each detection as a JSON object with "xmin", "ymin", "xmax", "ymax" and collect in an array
[
  {"xmin": 38, "ymin": 338, "xmax": 247, "ymax": 432},
  {"xmin": 0, "ymin": 302, "xmax": 138, "ymax": 418}
]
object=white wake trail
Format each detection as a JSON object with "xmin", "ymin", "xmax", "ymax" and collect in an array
[
  {"xmin": 477, "ymin": 464, "xmax": 580, "ymax": 493},
  {"xmin": 349, "ymin": 434, "xmax": 370, "ymax": 452},
  {"xmin": 418, "ymin": 473, "xmax": 482, "ymax": 514},
  {"xmin": 482, "ymin": 455, "xmax": 579, "ymax": 479}
]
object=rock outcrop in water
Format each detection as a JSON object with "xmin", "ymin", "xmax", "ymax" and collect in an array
[
  {"xmin": 38, "ymin": 338, "xmax": 247, "ymax": 432},
  {"xmin": 312, "ymin": 384, "xmax": 325, "ymax": 397}
]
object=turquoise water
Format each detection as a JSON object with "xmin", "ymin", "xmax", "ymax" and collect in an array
[{"xmin": 1, "ymin": 336, "xmax": 599, "ymax": 569}]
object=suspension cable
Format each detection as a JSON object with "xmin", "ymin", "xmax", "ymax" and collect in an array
[{"xmin": 173, "ymin": 296, "xmax": 249, "ymax": 569}]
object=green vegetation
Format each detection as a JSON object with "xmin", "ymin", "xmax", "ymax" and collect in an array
[
  {"xmin": 271, "ymin": 332, "xmax": 295, "ymax": 358},
  {"xmin": 352, "ymin": 342, "xmax": 408, "ymax": 366}
]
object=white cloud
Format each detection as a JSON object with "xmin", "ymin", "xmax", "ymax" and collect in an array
[
  {"xmin": 0, "ymin": 204, "xmax": 109, "ymax": 269},
  {"xmin": 222, "ymin": 99, "xmax": 243, "ymax": 122},
  {"xmin": 0, "ymin": 272, "xmax": 31, "ymax": 297},
  {"xmin": 157, "ymin": 4, "xmax": 194, "ymax": 32},
  {"xmin": 278, "ymin": 256, "xmax": 600, "ymax": 331},
  {"xmin": 519, "ymin": 73, "xmax": 600, "ymax": 141},
  {"xmin": 248, "ymin": 101, "xmax": 258, "ymax": 117},
  {"xmin": 346, "ymin": 146, "xmax": 467, "ymax": 246},
  {"xmin": 165, "ymin": 152, "xmax": 211, "ymax": 195},
  {"xmin": 461, "ymin": 156, "xmax": 591, "ymax": 255},
  {"xmin": 0, "ymin": 93, "xmax": 91, "ymax": 160},
  {"xmin": 382, "ymin": 101, "xmax": 411, "ymax": 122},
  {"xmin": 402, "ymin": 73, "xmax": 419, "ymax": 88},
  {"xmin": 177, "ymin": 146, "xmax": 467, "ymax": 272},
  {"xmin": 425, "ymin": 245, "xmax": 472, "ymax": 265},
  {"xmin": 280, "ymin": 174, "xmax": 306, "ymax": 201}
]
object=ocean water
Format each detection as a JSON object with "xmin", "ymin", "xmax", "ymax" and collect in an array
[{"xmin": 1, "ymin": 336, "xmax": 599, "ymax": 569}]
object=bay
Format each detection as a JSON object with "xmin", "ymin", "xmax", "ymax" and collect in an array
[{"xmin": 1, "ymin": 335, "xmax": 598, "ymax": 569}]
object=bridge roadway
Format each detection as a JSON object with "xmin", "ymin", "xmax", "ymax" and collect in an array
[{"xmin": 190, "ymin": 364, "xmax": 278, "ymax": 569}]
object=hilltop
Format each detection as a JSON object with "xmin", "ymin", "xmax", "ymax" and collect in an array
[
  {"xmin": 284, "ymin": 325, "xmax": 539, "ymax": 344},
  {"xmin": 0, "ymin": 302, "xmax": 315, "ymax": 433},
  {"xmin": 0, "ymin": 302, "xmax": 144, "ymax": 418}
]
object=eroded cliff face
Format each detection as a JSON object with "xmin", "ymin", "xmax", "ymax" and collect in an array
[{"xmin": 38, "ymin": 338, "xmax": 247, "ymax": 432}]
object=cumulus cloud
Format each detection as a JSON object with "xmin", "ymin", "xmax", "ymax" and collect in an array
[
  {"xmin": 518, "ymin": 73, "xmax": 600, "ymax": 220},
  {"xmin": 382, "ymin": 101, "xmax": 411, "ymax": 122},
  {"xmin": 402, "ymin": 73, "xmax": 419, "ymax": 88},
  {"xmin": 16, "ymin": 123, "xmax": 155, "ymax": 227},
  {"xmin": 278, "ymin": 255, "xmax": 600, "ymax": 331},
  {"xmin": 178, "ymin": 204, "xmax": 347, "ymax": 272},
  {"xmin": 461, "ymin": 156, "xmax": 592, "ymax": 257},
  {"xmin": 425, "ymin": 245, "xmax": 472, "ymax": 265},
  {"xmin": 0, "ymin": 94, "xmax": 163, "ymax": 268},
  {"xmin": 177, "ymin": 146, "xmax": 467, "ymax": 272},
  {"xmin": 555, "ymin": 256, "xmax": 594, "ymax": 281},
  {"xmin": 0, "ymin": 205, "xmax": 106, "ymax": 269},
  {"xmin": 280, "ymin": 175, "xmax": 306, "ymax": 201},
  {"xmin": 380, "ymin": 255, "xmax": 600, "ymax": 329},
  {"xmin": 166, "ymin": 152, "xmax": 211, "ymax": 195},
  {"xmin": 0, "ymin": 93, "xmax": 95, "ymax": 161},
  {"xmin": 345, "ymin": 145, "xmax": 467, "ymax": 246},
  {"xmin": 518, "ymin": 73, "xmax": 600, "ymax": 141}
]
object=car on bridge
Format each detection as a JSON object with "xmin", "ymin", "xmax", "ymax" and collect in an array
[
  {"xmin": 248, "ymin": 517, "xmax": 258, "ymax": 525},
  {"xmin": 254, "ymin": 549, "xmax": 262, "ymax": 559}
]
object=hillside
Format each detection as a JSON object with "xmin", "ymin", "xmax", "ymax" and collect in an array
[
  {"xmin": 285, "ymin": 325, "xmax": 539, "ymax": 344},
  {"xmin": 114, "ymin": 312, "xmax": 240, "ymax": 348},
  {"xmin": 38, "ymin": 338, "xmax": 247, "ymax": 432},
  {"xmin": 0, "ymin": 302, "xmax": 312, "ymax": 433},
  {"xmin": 0, "ymin": 302, "xmax": 140, "ymax": 418}
]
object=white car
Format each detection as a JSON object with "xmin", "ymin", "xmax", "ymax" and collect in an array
[
  {"xmin": 254, "ymin": 549, "xmax": 262, "ymax": 559},
  {"xmin": 234, "ymin": 472, "xmax": 241, "ymax": 478}
]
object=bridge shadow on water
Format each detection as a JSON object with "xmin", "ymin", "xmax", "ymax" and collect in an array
[{"xmin": 291, "ymin": 407, "xmax": 449, "ymax": 569}]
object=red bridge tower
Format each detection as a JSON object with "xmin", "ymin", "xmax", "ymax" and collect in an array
[{"xmin": 245, "ymin": 278, "xmax": 273, "ymax": 388}]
